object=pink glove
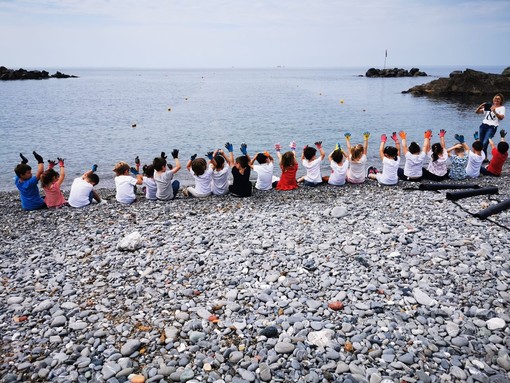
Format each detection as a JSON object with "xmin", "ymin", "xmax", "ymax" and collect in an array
[
  {"xmin": 391, "ymin": 132, "xmax": 398, "ymax": 142},
  {"xmin": 57, "ymin": 157, "xmax": 65, "ymax": 167},
  {"xmin": 439, "ymin": 129, "xmax": 446, "ymax": 137},
  {"xmin": 48, "ymin": 160, "xmax": 56, "ymax": 169},
  {"xmin": 314, "ymin": 141, "xmax": 323, "ymax": 149},
  {"xmin": 381, "ymin": 134, "xmax": 387, "ymax": 143},
  {"xmin": 274, "ymin": 143, "xmax": 282, "ymax": 152},
  {"xmin": 289, "ymin": 141, "xmax": 297, "ymax": 151}
]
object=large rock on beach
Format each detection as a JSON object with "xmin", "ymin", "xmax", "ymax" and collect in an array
[
  {"xmin": 403, "ymin": 68, "xmax": 510, "ymax": 96},
  {"xmin": 365, "ymin": 67, "xmax": 427, "ymax": 77},
  {"xmin": 116, "ymin": 231, "xmax": 142, "ymax": 251},
  {"xmin": 0, "ymin": 66, "xmax": 77, "ymax": 80}
]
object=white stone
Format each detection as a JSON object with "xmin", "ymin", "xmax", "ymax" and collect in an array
[
  {"xmin": 413, "ymin": 288, "xmax": 436, "ymax": 306},
  {"xmin": 117, "ymin": 231, "xmax": 142, "ymax": 251},
  {"xmin": 486, "ymin": 318, "xmax": 506, "ymax": 330}
]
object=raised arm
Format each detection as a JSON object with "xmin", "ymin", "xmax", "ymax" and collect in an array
[
  {"xmin": 399, "ymin": 131, "xmax": 408, "ymax": 155},
  {"xmin": 363, "ymin": 131, "xmax": 370, "ymax": 155},
  {"xmin": 379, "ymin": 134, "xmax": 387, "ymax": 161},
  {"xmin": 344, "ymin": 133, "xmax": 352, "ymax": 153},
  {"xmin": 171, "ymin": 149, "xmax": 182, "ymax": 174},
  {"xmin": 475, "ymin": 102, "xmax": 486, "ymax": 114},
  {"xmin": 423, "ymin": 129, "xmax": 432, "ymax": 153},
  {"xmin": 315, "ymin": 141, "xmax": 325, "ymax": 160},
  {"xmin": 274, "ymin": 143, "xmax": 283, "ymax": 163},
  {"xmin": 33, "ymin": 151, "xmax": 44, "ymax": 180},
  {"xmin": 439, "ymin": 129, "xmax": 447, "ymax": 149},
  {"xmin": 56, "ymin": 158, "xmax": 66, "ymax": 187}
]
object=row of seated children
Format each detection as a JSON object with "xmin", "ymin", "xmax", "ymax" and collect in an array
[{"xmin": 14, "ymin": 152, "xmax": 102, "ymax": 210}]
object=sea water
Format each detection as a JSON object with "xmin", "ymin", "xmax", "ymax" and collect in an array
[{"xmin": 1, "ymin": 66, "xmax": 505, "ymax": 191}]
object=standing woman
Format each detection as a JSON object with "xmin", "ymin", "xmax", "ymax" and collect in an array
[{"xmin": 476, "ymin": 93, "xmax": 505, "ymax": 161}]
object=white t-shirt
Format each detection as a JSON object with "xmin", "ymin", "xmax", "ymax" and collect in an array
[
  {"xmin": 376, "ymin": 156, "xmax": 400, "ymax": 185},
  {"xmin": 404, "ymin": 151, "xmax": 426, "ymax": 178},
  {"xmin": 68, "ymin": 177, "xmax": 93, "ymax": 208},
  {"xmin": 302, "ymin": 157, "xmax": 322, "ymax": 183},
  {"xmin": 347, "ymin": 155, "xmax": 367, "ymax": 183},
  {"xmin": 115, "ymin": 175, "xmax": 137, "ymax": 204},
  {"xmin": 328, "ymin": 160, "xmax": 349, "ymax": 186},
  {"xmin": 483, "ymin": 106, "xmax": 505, "ymax": 126},
  {"xmin": 143, "ymin": 177, "xmax": 157, "ymax": 200},
  {"xmin": 190, "ymin": 167, "xmax": 213, "ymax": 195},
  {"xmin": 211, "ymin": 164, "xmax": 229, "ymax": 195},
  {"xmin": 252, "ymin": 162, "xmax": 274, "ymax": 190},
  {"xmin": 154, "ymin": 170, "xmax": 175, "ymax": 200},
  {"xmin": 426, "ymin": 150, "xmax": 448, "ymax": 176},
  {"xmin": 465, "ymin": 150, "xmax": 486, "ymax": 177}
]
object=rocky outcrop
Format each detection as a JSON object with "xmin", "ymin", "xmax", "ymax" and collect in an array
[
  {"xmin": 403, "ymin": 68, "xmax": 510, "ymax": 96},
  {"xmin": 0, "ymin": 66, "xmax": 78, "ymax": 80},
  {"xmin": 365, "ymin": 67, "xmax": 427, "ymax": 78}
]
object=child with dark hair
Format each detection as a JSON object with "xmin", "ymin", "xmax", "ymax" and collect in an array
[
  {"xmin": 183, "ymin": 155, "xmax": 213, "ymax": 197},
  {"xmin": 481, "ymin": 129, "xmax": 508, "ymax": 176},
  {"xmin": 68, "ymin": 165, "xmax": 102, "ymax": 208},
  {"xmin": 447, "ymin": 137, "xmax": 468, "ymax": 180},
  {"xmin": 275, "ymin": 142, "xmax": 298, "ymax": 191},
  {"xmin": 345, "ymin": 132, "xmax": 369, "ymax": 184},
  {"xmin": 298, "ymin": 141, "xmax": 326, "ymax": 186},
  {"xmin": 463, "ymin": 132, "xmax": 486, "ymax": 178},
  {"xmin": 327, "ymin": 146, "xmax": 349, "ymax": 186},
  {"xmin": 14, "ymin": 151, "xmax": 46, "ymax": 210},
  {"xmin": 141, "ymin": 164, "xmax": 157, "ymax": 200},
  {"xmin": 397, "ymin": 131, "xmax": 427, "ymax": 181},
  {"xmin": 367, "ymin": 133, "xmax": 400, "ymax": 185},
  {"xmin": 422, "ymin": 129, "xmax": 449, "ymax": 181},
  {"xmin": 113, "ymin": 161, "xmax": 143, "ymax": 204},
  {"xmin": 153, "ymin": 150, "xmax": 181, "ymax": 200},
  {"xmin": 228, "ymin": 143, "xmax": 252, "ymax": 197},
  {"xmin": 41, "ymin": 157, "xmax": 66, "ymax": 208},
  {"xmin": 210, "ymin": 147, "xmax": 231, "ymax": 196},
  {"xmin": 249, "ymin": 151, "xmax": 279, "ymax": 191}
]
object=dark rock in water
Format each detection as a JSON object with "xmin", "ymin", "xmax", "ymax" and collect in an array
[
  {"xmin": 0, "ymin": 66, "xmax": 78, "ymax": 80},
  {"xmin": 502, "ymin": 66, "xmax": 510, "ymax": 77},
  {"xmin": 403, "ymin": 68, "xmax": 510, "ymax": 96},
  {"xmin": 365, "ymin": 67, "xmax": 427, "ymax": 78}
]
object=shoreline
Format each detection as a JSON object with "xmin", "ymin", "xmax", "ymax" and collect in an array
[{"xmin": 1, "ymin": 176, "xmax": 509, "ymax": 382}]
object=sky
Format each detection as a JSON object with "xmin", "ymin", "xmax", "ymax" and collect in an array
[{"xmin": 1, "ymin": 0, "xmax": 509, "ymax": 69}]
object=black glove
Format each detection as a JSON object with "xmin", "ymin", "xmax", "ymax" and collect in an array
[
  {"xmin": 161, "ymin": 151, "xmax": 167, "ymax": 160},
  {"xmin": 47, "ymin": 160, "xmax": 57, "ymax": 169},
  {"xmin": 19, "ymin": 153, "xmax": 28, "ymax": 164},
  {"xmin": 171, "ymin": 149, "xmax": 179, "ymax": 159},
  {"xmin": 190, "ymin": 154, "xmax": 197, "ymax": 161},
  {"xmin": 33, "ymin": 151, "xmax": 44, "ymax": 164},
  {"xmin": 500, "ymin": 129, "xmax": 507, "ymax": 138},
  {"xmin": 135, "ymin": 156, "xmax": 140, "ymax": 165}
]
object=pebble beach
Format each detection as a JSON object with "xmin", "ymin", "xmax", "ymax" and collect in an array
[{"xmin": 1, "ymin": 174, "xmax": 510, "ymax": 383}]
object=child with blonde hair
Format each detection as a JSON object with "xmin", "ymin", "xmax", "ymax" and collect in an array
[
  {"xmin": 41, "ymin": 157, "xmax": 66, "ymax": 208},
  {"xmin": 345, "ymin": 132, "xmax": 369, "ymax": 184},
  {"xmin": 113, "ymin": 161, "xmax": 143, "ymax": 204}
]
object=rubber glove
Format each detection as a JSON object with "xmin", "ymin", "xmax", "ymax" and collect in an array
[
  {"xmin": 91, "ymin": 164, "xmax": 98, "ymax": 172},
  {"xmin": 274, "ymin": 143, "xmax": 282, "ymax": 152},
  {"xmin": 474, "ymin": 131, "xmax": 479, "ymax": 140},
  {"xmin": 344, "ymin": 133, "xmax": 351, "ymax": 140},
  {"xmin": 240, "ymin": 143, "xmax": 248, "ymax": 155},
  {"xmin": 314, "ymin": 141, "xmax": 323, "ymax": 148},
  {"xmin": 47, "ymin": 160, "xmax": 56, "ymax": 169},
  {"xmin": 381, "ymin": 134, "xmax": 387, "ymax": 143},
  {"xmin": 454, "ymin": 134, "xmax": 465, "ymax": 144},
  {"xmin": 225, "ymin": 142, "xmax": 234, "ymax": 152},
  {"xmin": 130, "ymin": 167, "xmax": 139, "ymax": 175},
  {"xmin": 500, "ymin": 129, "xmax": 507, "ymax": 138},
  {"xmin": 289, "ymin": 141, "xmax": 297, "ymax": 151},
  {"xmin": 171, "ymin": 149, "xmax": 179, "ymax": 159},
  {"xmin": 439, "ymin": 129, "xmax": 447, "ymax": 137},
  {"xmin": 58, "ymin": 157, "xmax": 65, "ymax": 167},
  {"xmin": 363, "ymin": 132, "xmax": 370, "ymax": 140},
  {"xmin": 161, "ymin": 151, "xmax": 167, "ymax": 160},
  {"xmin": 135, "ymin": 156, "xmax": 140, "ymax": 165},
  {"xmin": 33, "ymin": 151, "xmax": 44, "ymax": 164},
  {"xmin": 190, "ymin": 154, "xmax": 197, "ymax": 161},
  {"xmin": 19, "ymin": 153, "xmax": 28, "ymax": 164},
  {"xmin": 391, "ymin": 132, "xmax": 398, "ymax": 142},
  {"xmin": 399, "ymin": 131, "xmax": 406, "ymax": 139},
  {"xmin": 424, "ymin": 130, "xmax": 432, "ymax": 139},
  {"xmin": 206, "ymin": 151, "xmax": 214, "ymax": 160}
]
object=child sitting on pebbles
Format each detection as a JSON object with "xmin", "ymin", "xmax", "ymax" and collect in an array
[
  {"xmin": 397, "ymin": 131, "xmax": 426, "ymax": 181},
  {"xmin": 481, "ymin": 129, "xmax": 508, "ymax": 177},
  {"xmin": 345, "ymin": 132, "xmax": 369, "ymax": 184},
  {"xmin": 153, "ymin": 150, "xmax": 181, "ymax": 200},
  {"xmin": 275, "ymin": 142, "xmax": 299, "ymax": 191},
  {"xmin": 183, "ymin": 155, "xmax": 213, "ymax": 197},
  {"xmin": 326, "ymin": 145, "xmax": 349, "ymax": 186},
  {"xmin": 249, "ymin": 151, "xmax": 279, "ymax": 191},
  {"xmin": 14, "ymin": 151, "xmax": 46, "ymax": 210},
  {"xmin": 228, "ymin": 143, "xmax": 252, "ymax": 197},
  {"xmin": 463, "ymin": 132, "xmax": 486, "ymax": 178},
  {"xmin": 41, "ymin": 157, "xmax": 67, "ymax": 208},
  {"xmin": 210, "ymin": 148, "xmax": 231, "ymax": 196},
  {"xmin": 422, "ymin": 129, "xmax": 449, "ymax": 181},
  {"xmin": 113, "ymin": 161, "xmax": 143, "ymax": 204},
  {"xmin": 297, "ymin": 141, "xmax": 325, "ymax": 186},
  {"xmin": 68, "ymin": 165, "xmax": 102, "ymax": 208},
  {"xmin": 447, "ymin": 135, "xmax": 468, "ymax": 180},
  {"xmin": 367, "ymin": 132, "xmax": 400, "ymax": 186}
]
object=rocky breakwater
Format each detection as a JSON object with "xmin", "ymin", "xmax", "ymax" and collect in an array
[
  {"xmin": 403, "ymin": 67, "xmax": 510, "ymax": 96},
  {"xmin": 0, "ymin": 174, "xmax": 509, "ymax": 383},
  {"xmin": 0, "ymin": 66, "xmax": 78, "ymax": 80},
  {"xmin": 365, "ymin": 67, "xmax": 427, "ymax": 78}
]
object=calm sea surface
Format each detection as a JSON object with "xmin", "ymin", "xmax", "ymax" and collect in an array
[{"xmin": 1, "ymin": 66, "xmax": 506, "ymax": 191}]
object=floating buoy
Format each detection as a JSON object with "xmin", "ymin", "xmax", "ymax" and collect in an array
[
  {"xmin": 131, "ymin": 123, "xmax": 137, "ymax": 128},
  {"xmin": 168, "ymin": 107, "xmax": 172, "ymax": 111},
  {"xmin": 340, "ymin": 99, "xmax": 344, "ymax": 104},
  {"xmin": 319, "ymin": 92, "xmax": 322, "ymax": 96},
  {"xmin": 185, "ymin": 97, "xmax": 188, "ymax": 101}
]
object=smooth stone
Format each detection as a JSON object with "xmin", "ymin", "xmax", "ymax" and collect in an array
[
  {"xmin": 102, "ymin": 362, "xmax": 121, "ymax": 380},
  {"xmin": 50, "ymin": 315, "xmax": 67, "ymax": 327},
  {"xmin": 274, "ymin": 342, "xmax": 295, "ymax": 354},
  {"xmin": 486, "ymin": 318, "xmax": 506, "ymax": 330},
  {"xmin": 179, "ymin": 368, "xmax": 194, "ymax": 382},
  {"xmin": 120, "ymin": 339, "xmax": 141, "ymax": 356},
  {"xmin": 259, "ymin": 326, "xmax": 279, "ymax": 338},
  {"xmin": 413, "ymin": 288, "xmax": 435, "ymax": 306},
  {"xmin": 259, "ymin": 363, "xmax": 271, "ymax": 381},
  {"xmin": 331, "ymin": 206, "xmax": 347, "ymax": 218},
  {"xmin": 451, "ymin": 337, "xmax": 469, "ymax": 347},
  {"xmin": 307, "ymin": 329, "xmax": 334, "ymax": 347},
  {"xmin": 117, "ymin": 231, "xmax": 142, "ymax": 251}
]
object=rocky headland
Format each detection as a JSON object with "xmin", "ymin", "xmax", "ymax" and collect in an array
[
  {"xmin": 403, "ymin": 68, "xmax": 510, "ymax": 96},
  {"xmin": 1, "ymin": 173, "xmax": 509, "ymax": 383},
  {"xmin": 0, "ymin": 66, "xmax": 78, "ymax": 81},
  {"xmin": 365, "ymin": 68, "xmax": 427, "ymax": 78}
]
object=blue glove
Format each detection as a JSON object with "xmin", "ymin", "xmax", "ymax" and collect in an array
[
  {"xmin": 19, "ymin": 153, "xmax": 28, "ymax": 164},
  {"xmin": 240, "ymin": 143, "xmax": 248, "ymax": 155},
  {"xmin": 225, "ymin": 142, "xmax": 234, "ymax": 152},
  {"xmin": 91, "ymin": 164, "xmax": 98, "ymax": 172},
  {"xmin": 344, "ymin": 132, "xmax": 351, "ymax": 139},
  {"xmin": 474, "ymin": 131, "xmax": 479, "ymax": 140},
  {"xmin": 190, "ymin": 154, "xmax": 197, "ymax": 161},
  {"xmin": 206, "ymin": 151, "xmax": 214, "ymax": 160},
  {"xmin": 130, "ymin": 167, "xmax": 139, "ymax": 175},
  {"xmin": 454, "ymin": 134, "xmax": 465, "ymax": 144}
]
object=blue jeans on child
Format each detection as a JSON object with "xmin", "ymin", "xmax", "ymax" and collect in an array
[{"xmin": 172, "ymin": 180, "xmax": 180, "ymax": 198}]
